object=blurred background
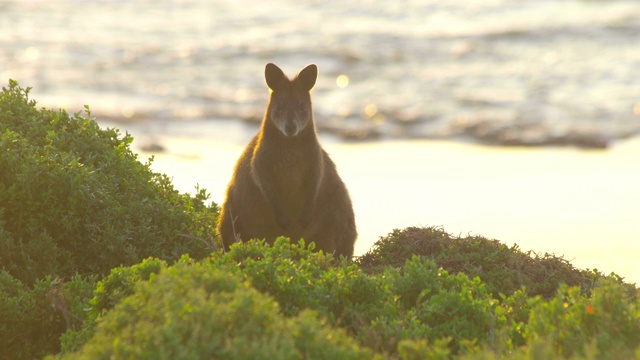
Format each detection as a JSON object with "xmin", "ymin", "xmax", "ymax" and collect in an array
[
  {"xmin": 2, "ymin": 0, "xmax": 639, "ymax": 282},
  {"xmin": 4, "ymin": 0, "xmax": 640, "ymax": 145}
]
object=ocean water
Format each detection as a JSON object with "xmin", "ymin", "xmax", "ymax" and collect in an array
[{"xmin": 2, "ymin": 0, "xmax": 640, "ymax": 147}]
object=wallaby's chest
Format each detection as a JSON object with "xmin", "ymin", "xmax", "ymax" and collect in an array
[
  {"xmin": 270, "ymin": 150, "xmax": 312, "ymax": 190},
  {"xmin": 252, "ymin": 145, "xmax": 319, "ymax": 206}
]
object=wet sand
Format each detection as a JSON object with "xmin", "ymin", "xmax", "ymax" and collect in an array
[{"xmin": 122, "ymin": 121, "xmax": 640, "ymax": 285}]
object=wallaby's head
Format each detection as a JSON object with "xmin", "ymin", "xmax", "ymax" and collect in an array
[{"xmin": 265, "ymin": 63, "xmax": 317, "ymax": 137}]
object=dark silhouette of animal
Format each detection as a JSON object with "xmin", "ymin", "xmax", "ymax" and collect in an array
[{"xmin": 217, "ymin": 63, "xmax": 357, "ymax": 257}]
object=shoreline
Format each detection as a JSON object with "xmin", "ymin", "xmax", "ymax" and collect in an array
[{"xmin": 105, "ymin": 119, "xmax": 640, "ymax": 285}]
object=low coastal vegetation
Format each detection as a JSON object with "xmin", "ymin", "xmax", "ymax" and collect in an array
[{"xmin": 1, "ymin": 81, "xmax": 639, "ymax": 359}]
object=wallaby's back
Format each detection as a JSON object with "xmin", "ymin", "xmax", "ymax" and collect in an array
[{"xmin": 217, "ymin": 63, "xmax": 356, "ymax": 257}]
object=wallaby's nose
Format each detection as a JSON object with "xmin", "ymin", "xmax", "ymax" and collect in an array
[{"xmin": 284, "ymin": 122, "xmax": 297, "ymax": 136}]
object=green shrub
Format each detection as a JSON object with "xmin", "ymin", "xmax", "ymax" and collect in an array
[
  {"xmin": 0, "ymin": 80, "xmax": 219, "ymax": 359},
  {"xmin": 358, "ymin": 227, "xmax": 621, "ymax": 298},
  {"xmin": 207, "ymin": 238, "xmax": 400, "ymax": 354},
  {"xmin": 0, "ymin": 271, "xmax": 43, "ymax": 358},
  {"xmin": 59, "ymin": 257, "xmax": 166, "ymax": 353},
  {"xmin": 525, "ymin": 281, "xmax": 640, "ymax": 359},
  {"xmin": 0, "ymin": 271, "xmax": 96, "ymax": 358},
  {"xmin": 210, "ymin": 238, "xmax": 336, "ymax": 316},
  {"xmin": 55, "ymin": 238, "xmax": 640, "ymax": 359},
  {"xmin": 0, "ymin": 80, "xmax": 219, "ymax": 286},
  {"xmin": 64, "ymin": 256, "xmax": 374, "ymax": 359},
  {"xmin": 389, "ymin": 256, "xmax": 497, "ymax": 354},
  {"xmin": 63, "ymin": 239, "xmax": 496, "ymax": 357}
]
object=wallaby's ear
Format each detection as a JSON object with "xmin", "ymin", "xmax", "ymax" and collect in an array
[
  {"xmin": 296, "ymin": 64, "xmax": 317, "ymax": 92},
  {"xmin": 265, "ymin": 63, "xmax": 287, "ymax": 91}
]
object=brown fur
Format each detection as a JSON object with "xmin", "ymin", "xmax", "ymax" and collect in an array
[{"xmin": 217, "ymin": 63, "xmax": 357, "ymax": 257}]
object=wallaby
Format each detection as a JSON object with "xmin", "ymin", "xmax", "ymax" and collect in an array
[{"xmin": 217, "ymin": 63, "xmax": 357, "ymax": 257}]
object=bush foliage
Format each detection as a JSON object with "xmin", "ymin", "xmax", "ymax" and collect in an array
[
  {"xmin": 356, "ymin": 227, "xmax": 628, "ymax": 299},
  {"xmin": 58, "ymin": 238, "xmax": 640, "ymax": 359},
  {"xmin": 2, "ymin": 81, "xmax": 639, "ymax": 359},
  {"xmin": 62, "ymin": 254, "xmax": 374, "ymax": 359},
  {"xmin": 0, "ymin": 80, "xmax": 219, "ymax": 286},
  {"xmin": 0, "ymin": 80, "xmax": 218, "ymax": 358}
]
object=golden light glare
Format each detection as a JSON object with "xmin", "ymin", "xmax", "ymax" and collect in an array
[
  {"xmin": 336, "ymin": 74, "xmax": 349, "ymax": 88},
  {"xmin": 363, "ymin": 103, "xmax": 377, "ymax": 118},
  {"xmin": 633, "ymin": 102, "xmax": 640, "ymax": 116},
  {"xmin": 121, "ymin": 106, "xmax": 135, "ymax": 119}
]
